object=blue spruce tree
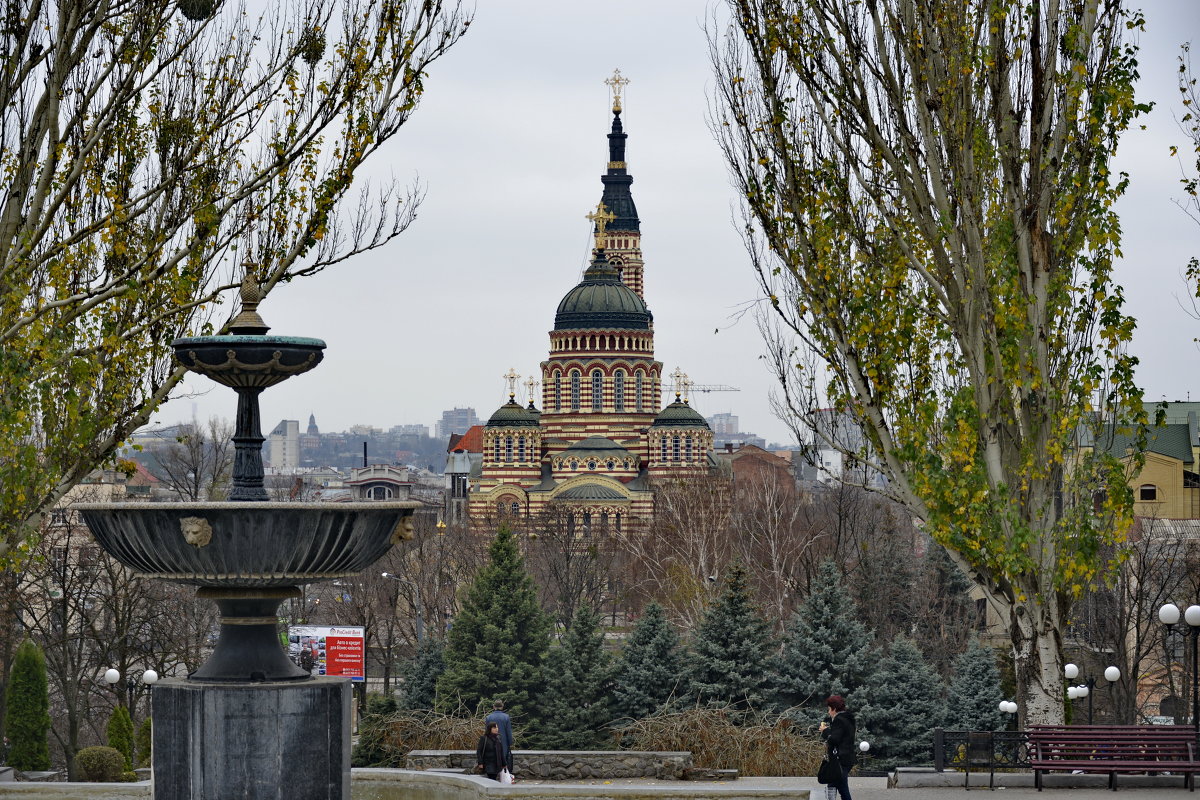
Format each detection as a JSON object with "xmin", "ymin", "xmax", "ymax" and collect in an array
[
  {"xmin": 946, "ymin": 639, "xmax": 1006, "ymax": 731},
  {"xmin": 612, "ymin": 602, "xmax": 683, "ymax": 721},
  {"xmin": 533, "ymin": 604, "xmax": 615, "ymax": 749},
  {"xmin": 684, "ymin": 562, "xmax": 776, "ymax": 710},
  {"xmin": 436, "ymin": 525, "xmax": 552, "ymax": 721},
  {"xmin": 399, "ymin": 637, "xmax": 445, "ymax": 710},
  {"xmin": 774, "ymin": 559, "xmax": 877, "ymax": 714},
  {"xmin": 858, "ymin": 635, "xmax": 946, "ymax": 769}
]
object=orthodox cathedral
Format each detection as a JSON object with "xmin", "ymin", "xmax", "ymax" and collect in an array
[{"xmin": 463, "ymin": 73, "xmax": 718, "ymax": 531}]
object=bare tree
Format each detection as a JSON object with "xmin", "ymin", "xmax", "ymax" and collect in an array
[
  {"xmin": 524, "ymin": 504, "xmax": 619, "ymax": 632},
  {"xmin": 142, "ymin": 417, "xmax": 234, "ymax": 500},
  {"xmin": 620, "ymin": 476, "xmax": 733, "ymax": 630},
  {"xmin": 1073, "ymin": 517, "xmax": 1197, "ymax": 723},
  {"xmin": 730, "ymin": 464, "xmax": 822, "ymax": 627}
]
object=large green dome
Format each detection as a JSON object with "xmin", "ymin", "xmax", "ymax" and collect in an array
[{"xmin": 554, "ymin": 251, "xmax": 651, "ymax": 331}]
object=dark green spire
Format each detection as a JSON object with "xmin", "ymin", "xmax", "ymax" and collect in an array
[{"xmin": 600, "ymin": 111, "xmax": 639, "ymax": 232}]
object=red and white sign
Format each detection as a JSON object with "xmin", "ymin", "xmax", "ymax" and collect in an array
[{"xmin": 287, "ymin": 625, "xmax": 366, "ymax": 681}]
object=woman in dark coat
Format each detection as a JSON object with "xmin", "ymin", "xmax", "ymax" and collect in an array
[
  {"xmin": 819, "ymin": 694, "xmax": 856, "ymax": 800},
  {"xmin": 475, "ymin": 721, "xmax": 510, "ymax": 781}
]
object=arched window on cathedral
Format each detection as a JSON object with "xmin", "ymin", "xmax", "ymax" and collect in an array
[
  {"xmin": 684, "ymin": 436, "xmax": 693, "ymax": 462},
  {"xmin": 672, "ymin": 435, "xmax": 681, "ymax": 461},
  {"xmin": 659, "ymin": 436, "xmax": 668, "ymax": 462},
  {"xmin": 582, "ymin": 511, "xmax": 592, "ymax": 537},
  {"xmin": 636, "ymin": 370, "xmax": 644, "ymax": 412},
  {"xmin": 511, "ymin": 501, "xmax": 520, "ymax": 516},
  {"xmin": 517, "ymin": 436, "xmax": 526, "ymax": 463},
  {"xmin": 614, "ymin": 370, "xmax": 625, "ymax": 411},
  {"xmin": 614, "ymin": 512, "xmax": 622, "ymax": 533},
  {"xmin": 570, "ymin": 370, "xmax": 581, "ymax": 410},
  {"xmin": 504, "ymin": 436, "xmax": 513, "ymax": 462},
  {"xmin": 496, "ymin": 501, "xmax": 505, "ymax": 515},
  {"xmin": 600, "ymin": 511, "xmax": 609, "ymax": 530},
  {"xmin": 493, "ymin": 438, "xmax": 502, "ymax": 463},
  {"xmin": 554, "ymin": 371, "xmax": 562, "ymax": 411},
  {"xmin": 592, "ymin": 370, "xmax": 603, "ymax": 411}
]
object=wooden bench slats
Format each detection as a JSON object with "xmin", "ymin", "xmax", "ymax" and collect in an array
[{"xmin": 1027, "ymin": 725, "xmax": 1199, "ymax": 792}]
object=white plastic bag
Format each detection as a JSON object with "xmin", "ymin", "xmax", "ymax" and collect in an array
[{"xmin": 499, "ymin": 768, "xmax": 514, "ymax": 785}]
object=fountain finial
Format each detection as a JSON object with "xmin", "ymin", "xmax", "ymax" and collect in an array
[{"xmin": 229, "ymin": 274, "xmax": 270, "ymax": 335}]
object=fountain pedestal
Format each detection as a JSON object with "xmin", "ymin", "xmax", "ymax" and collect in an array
[
  {"xmin": 78, "ymin": 283, "xmax": 419, "ymax": 799},
  {"xmin": 153, "ymin": 677, "xmax": 351, "ymax": 800}
]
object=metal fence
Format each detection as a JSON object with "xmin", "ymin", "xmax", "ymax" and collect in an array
[{"xmin": 932, "ymin": 729, "xmax": 1031, "ymax": 788}]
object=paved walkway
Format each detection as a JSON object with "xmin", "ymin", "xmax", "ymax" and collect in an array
[{"xmin": 516, "ymin": 777, "xmax": 1195, "ymax": 798}]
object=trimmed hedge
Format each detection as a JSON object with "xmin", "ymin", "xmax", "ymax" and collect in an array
[{"xmin": 74, "ymin": 746, "xmax": 125, "ymax": 782}]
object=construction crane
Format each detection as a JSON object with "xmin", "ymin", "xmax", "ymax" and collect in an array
[{"xmin": 688, "ymin": 384, "xmax": 740, "ymax": 393}]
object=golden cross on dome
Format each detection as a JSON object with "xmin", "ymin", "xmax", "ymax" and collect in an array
[
  {"xmin": 670, "ymin": 367, "xmax": 687, "ymax": 400},
  {"xmin": 586, "ymin": 202, "xmax": 616, "ymax": 251},
  {"xmin": 525, "ymin": 376, "xmax": 539, "ymax": 405},
  {"xmin": 503, "ymin": 368, "xmax": 521, "ymax": 400},
  {"xmin": 604, "ymin": 68, "xmax": 630, "ymax": 113},
  {"xmin": 683, "ymin": 377, "xmax": 694, "ymax": 404}
]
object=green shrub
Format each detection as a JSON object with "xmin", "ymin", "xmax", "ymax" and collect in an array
[
  {"xmin": 3, "ymin": 639, "xmax": 50, "ymax": 771},
  {"xmin": 74, "ymin": 746, "xmax": 126, "ymax": 782},
  {"xmin": 366, "ymin": 692, "xmax": 398, "ymax": 717},
  {"xmin": 120, "ymin": 771, "xmax": 138, "ymax": 782},
  {"xmin": 135, "ymin": 717, "xmax": 152, "ymax": 768},
  {"xmin": 106, "ymin": 706, "xmax": 134, "ymax": 770}
]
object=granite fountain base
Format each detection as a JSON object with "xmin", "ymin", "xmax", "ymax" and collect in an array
[{"xmin": 152, "ymin": 677, "xmax": 351, "ymax": 800}]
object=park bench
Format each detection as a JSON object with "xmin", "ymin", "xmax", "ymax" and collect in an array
[{"xmin": 1027, "ymin": 724, "xmax": 1200, "ymax": 791}]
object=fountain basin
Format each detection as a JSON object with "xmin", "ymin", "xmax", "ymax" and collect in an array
[
  {"xmin": 172, "ymin": 335, "xmax": 326, "ymax": 389},
  {"xmin": 75, "ymin": 502, "xmax": 419, "ymax": 588}
]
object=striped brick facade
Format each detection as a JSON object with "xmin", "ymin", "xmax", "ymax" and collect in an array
[{"xmin": 467, "ymin": 104, "xmax": 716, "ymax": 533}]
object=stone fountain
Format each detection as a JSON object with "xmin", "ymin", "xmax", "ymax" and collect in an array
[{"xmin": 77, "ymin": 279, "xmax": 419, "ymax": 800}]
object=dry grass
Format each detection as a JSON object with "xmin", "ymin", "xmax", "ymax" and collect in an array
[
  {"xmin": 356, "ymin": 708, "xmax": 485, "ymax": 767},
  {"xmin": 615, "ymin": 707, "xmax": 824, "ymax": 777}
]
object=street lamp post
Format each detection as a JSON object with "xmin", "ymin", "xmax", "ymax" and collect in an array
[
  {"xmin": 381, "ymin": 572, "xmax": 423, "ymax": 642},
  {"xmin": 104, "ymin": 668, "xmax": 159, "ymax": 718},
  {"xmin": 1064, "ymin": 663, "xmax": 1120, "ymax": 724},
  {"xmin": 1158, "ymin": 603, "xmax": 1200, "ymax": 731}
]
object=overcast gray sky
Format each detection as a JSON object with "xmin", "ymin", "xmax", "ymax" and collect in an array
[{"xmin": 155, "ymin": 0, "xmax": 1200, "ymax": 448}]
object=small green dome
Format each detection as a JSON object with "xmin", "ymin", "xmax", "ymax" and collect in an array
[
  {"xmin": 554, "ymin": 251, "xmax": 651, "ymax": 331},
  {"xmin": 563, "ymin": 436, "xmax": 632, "ymax": 458},
  {"xmin": 651, "ymin": 398, "xmax": 710, "ymax": 429},
  {"xmin": 486, "ymin": 400, "xmax": 540, "ymax": 428}
]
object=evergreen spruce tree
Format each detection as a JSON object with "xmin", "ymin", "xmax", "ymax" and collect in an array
[
  {"xmin": 436, "ymin": 525, "xmax": 552, "ymax": 721},
  {"xmin": 4, "ymin": 639, "xmax": 50, "ymax": 771},
  {"xmin": 612, "ymin": 602, "xmax": 683, "ymax": 721},
  {"xmin": 106, "ymin": 705, "xmax": 134, "ymax": 771},
  {"xmin": 399, "ymin": 638, "xmax": 445, "ymax": 711},
  {"xmin": 684, "ymin": 562, "xmax": 776, "ymax": 710},
  {"xmin": 532, "ymin": 604, "xmax": 614, "ymax": 749},
  {"xmin": 775, "ymin": 560, "xmax": 877, "ymax": 713},
  {"xmin": 858, "ymin": 635, "xmax": 947, "ymax": 769},
  {"xmin": 946, "ymin": 639, "xmax": 1006, "ymax": 731}
]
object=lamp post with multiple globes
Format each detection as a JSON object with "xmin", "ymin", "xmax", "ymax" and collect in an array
[
  {"xmin": 1157, "ymin": 602, "xmax": 1200, "ymax": 731},
  {"xmin": 1064, "ymin": 662, "xmax": 1120, "ymax": 724},
  {"xmin": 103, "ymin": 667, "xmax": 159, "ymax": 717}
]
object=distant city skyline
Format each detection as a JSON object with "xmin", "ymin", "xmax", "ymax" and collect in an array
[{"xmin": 153, "ymin": 0, "xmax": 1200, "ymax": 448}]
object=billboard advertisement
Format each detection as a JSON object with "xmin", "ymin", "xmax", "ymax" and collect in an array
[{"xmin": 287, "ymin": 625, "xmax": 366, "ymax": 681}]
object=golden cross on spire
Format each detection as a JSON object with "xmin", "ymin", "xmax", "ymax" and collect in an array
[
  {"xmin": 603, "ymin": 68, "xmax": 630, "ymax": 113},
  {"xmin": 525, "ymin": 376, "xmax": 539, "ymax": 406},
  {"xmin": 683, "ymin": 377, "xmax": 694, "ymax": 404},
  {"xmin": 586, "ymin": 202, "xmax": 616, "ymax": 251},
  {"xmin": 503, "ymin": 368, "xmax": 521, "ymax": 400}
]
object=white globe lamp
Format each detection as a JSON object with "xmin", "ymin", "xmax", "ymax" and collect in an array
[{"xmin": 1104, "ymin": 666, "xmax": 1120, "ymax": 683}]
